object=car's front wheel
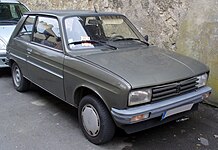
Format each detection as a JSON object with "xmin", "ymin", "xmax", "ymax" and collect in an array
[
  {"xmin": 78, "ymin": 95, "xmax": 115, "ymax": 144},
  {"xmin": 11, "ymin": 63, "xmax": 30, "ymax": 92}
]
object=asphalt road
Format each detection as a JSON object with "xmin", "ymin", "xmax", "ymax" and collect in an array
[{"xmin": 0, "ymin": 68, "xmax": 218, "ymax": 150}]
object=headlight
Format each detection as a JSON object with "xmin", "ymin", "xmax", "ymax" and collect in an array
[
  {"xmin": 196, "ymin": 73, "xmax": 208, "ymax": 88},
  {"xmin": 128, "ymin": 89, "xmax": 152, "ymax": 106},
  {"xmin": 0, "ymin": 39, "xmax": 6, "ymax": 50}
]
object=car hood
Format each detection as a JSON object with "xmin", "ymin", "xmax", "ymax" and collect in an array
[
  {"xmin": 0, "ymin": 25, "xmax": 16, "ymax": 44},
  {"xmin": 77, "ymin": 46, "xmax": 209, "ymax": 88}
]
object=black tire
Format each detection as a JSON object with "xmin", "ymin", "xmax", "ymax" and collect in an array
[
  {"xmin": 78, "ymin": 95, "xmax": 115, "ymax": 145},
  {"xmin": 11, "ymin": 63, "xmax": 30, "ymax": 92}
]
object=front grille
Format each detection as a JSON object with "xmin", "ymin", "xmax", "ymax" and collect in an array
[{"xmin": 152, "ymin": 77, "xmax": 198, "ymax": 101}]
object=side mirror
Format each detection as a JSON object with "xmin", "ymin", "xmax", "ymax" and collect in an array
[{"xmin": 144, "ymin": 35, "xmax": 148, "ymax": 42}]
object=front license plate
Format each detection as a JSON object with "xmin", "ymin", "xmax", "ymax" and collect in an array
[{"xmin": 161, "ymin": 103, "xmax": 194, "ymax": 120}]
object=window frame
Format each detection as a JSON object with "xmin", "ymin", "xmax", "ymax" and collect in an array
[{"xmin": 15, "ymin": 15, "xmax": 36, "ymax": 42}]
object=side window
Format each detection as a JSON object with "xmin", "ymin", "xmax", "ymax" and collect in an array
[
  {"xmin": 17, "ymin": 16, "xmax": 35, "ymax": 41},
  {"xmin": 33, "ymin": 16, "xmax": 62, "ymax": 50},
  {"xmin": 0, "ymin": 3, "xmax": 28, "ymax": 21}
]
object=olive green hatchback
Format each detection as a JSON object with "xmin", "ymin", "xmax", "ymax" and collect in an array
[{"xmin": 6, "ymin": 10, "xmax": 212, "ymax": 144}]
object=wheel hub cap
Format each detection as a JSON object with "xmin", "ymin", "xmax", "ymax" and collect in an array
[
  {"xmin": 81, "ymin": 104, "xmax": 100, "ymax": 137},
  {"xmin": 13, "ymin": 66, "xmax": 21, "ymax": 87}
]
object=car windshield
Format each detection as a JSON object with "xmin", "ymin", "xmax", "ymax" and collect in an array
[
  {"xmin": 65, "ymin": 15, "xmax": 144, "ymax": 50},
  {"xmin": 0, "ymin": 3, "xmax": 28, "ymax": 24}
]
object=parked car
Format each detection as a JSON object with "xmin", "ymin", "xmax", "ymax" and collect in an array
[
  {"xmin": 6, "ymin": 10, "xmax": 212, "ymax": 144},
  {"xmin": 0, "ymin": 0, "xmax": 29, "ymax": 68}
]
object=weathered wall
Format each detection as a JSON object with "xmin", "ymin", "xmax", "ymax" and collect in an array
[
  {"xmin": 20, "ymin": 0, "xmax": 218, "ymax": 105},
  {"xmin": 177, "ymin": 0, "xmax": 218, "ymax": 105}
]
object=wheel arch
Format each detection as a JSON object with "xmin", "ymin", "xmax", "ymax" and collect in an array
[
  {"xmin": 73, "ymin": 85, "xmax": 110, "ymax": 110},
  {"xmin": 8, "ymin": 59, "xmax": 16, "ymax": 67}
]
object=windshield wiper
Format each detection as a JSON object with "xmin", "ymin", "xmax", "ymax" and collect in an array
[
  {"xmin": 68, "ymin": 40, "xmax": 117, "ymax": 50},
  {"xmin": 113, "ymin": 38, "xmax": 149, "ymax": 46}
]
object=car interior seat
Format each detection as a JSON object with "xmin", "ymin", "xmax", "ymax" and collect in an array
[{"xmin": 85, "ymin": 25, "xmax": 105, "ymax": 41}]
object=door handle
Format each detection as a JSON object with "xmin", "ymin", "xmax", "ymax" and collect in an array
[{"xmin": 27, "ymin": 48, "xmax": 32, "ymax": 54}]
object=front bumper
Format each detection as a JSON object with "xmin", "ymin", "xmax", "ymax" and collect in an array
[
  {"xmin": 0, "ymin": 51, "xmax": 9, "ymax": 68},
  {"xmin": 111, "ymin": 86, "xmax": 212, "ymax": 125}
]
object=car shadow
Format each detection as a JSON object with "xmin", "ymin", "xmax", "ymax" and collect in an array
[
  {"xmin": 29, "ymin": 83, "xmax": 78, "ymax": 120},
  {"xmin": 0, "ymin": 68, "xmax": 11, "ymax": 77}
]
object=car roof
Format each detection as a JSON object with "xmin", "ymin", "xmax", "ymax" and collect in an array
[
  {"xmin": 0, "ymin": 0, "xmax": 20, "ymax": 3},
  {"xmin": 25, "ymin": 10, "xmax": 122, "ymax": 18}
]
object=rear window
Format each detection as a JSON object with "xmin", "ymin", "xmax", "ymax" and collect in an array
[{"xmin": 0, "ymin": 3, "xmax": 28, "ymax": 22}]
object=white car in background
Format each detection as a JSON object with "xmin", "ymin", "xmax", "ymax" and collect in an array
[{"xmin": 0, "ymin": 0, "xmax": 29, "ymax": 68}]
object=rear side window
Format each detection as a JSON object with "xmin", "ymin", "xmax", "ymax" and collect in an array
[
  {"xmin": 33, "ymin": 16, "xmax": 62, "ymax": 50},
  {"xmin": 17, "ymin": 16, "xmax": 36, "ymax": 41}
]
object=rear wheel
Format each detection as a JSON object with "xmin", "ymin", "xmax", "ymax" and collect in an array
[
  {"xmin": 78, "ymin": 95, "xmax": 115, "ymax": 144},
  {"xmin": 11, "ymin": 63, "xmax": 30, "ymax": 92}
]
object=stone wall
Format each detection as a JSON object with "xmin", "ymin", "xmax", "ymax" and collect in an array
[
  {"xmin": 177, "ymin": 0, "xmax": 218, "ymax": 105},
  {"xmin": 20, "ymin": 0, "xmax": 218, "ymax": 105}
]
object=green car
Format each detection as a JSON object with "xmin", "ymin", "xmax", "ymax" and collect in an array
[{"xmin": 6, "ymin": 10, "xmax": 212, "ymax": 144}]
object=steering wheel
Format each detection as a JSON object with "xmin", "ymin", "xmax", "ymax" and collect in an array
[{"xmin": 109, "ymin": 34, "xmax": 124, "ymax": 41}]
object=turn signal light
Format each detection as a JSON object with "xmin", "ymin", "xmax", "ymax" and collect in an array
[
  {"xmin": 202, "ymin": 92, "xmax": 211, "ymax": 100},
  {"xmin": 130, "ymin": 113, "xmax": 150, "ymax": 123}
]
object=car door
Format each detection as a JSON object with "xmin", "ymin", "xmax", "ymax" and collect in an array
[
  {"xmin": 27, "ymin": 16, "xmax": 65, "ymax": 100},
  {"xmin": 11, "ymin": 15, "xmax": 36, "ymax": 78}
]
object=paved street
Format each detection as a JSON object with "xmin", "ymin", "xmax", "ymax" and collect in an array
[{"xmin": 0, "ymin": 68, "xmax": 218, "ymax": 150}]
